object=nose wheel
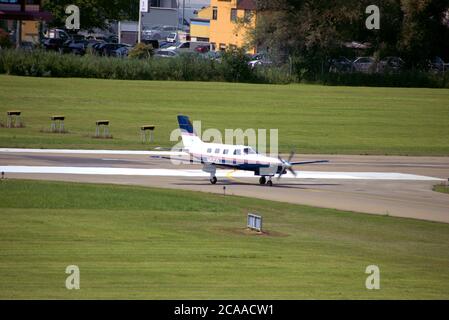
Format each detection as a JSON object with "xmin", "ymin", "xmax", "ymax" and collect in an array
[
  {"xmin": 259, "ymin": 176, "xmax": 273, "ymax": 186},
  {"xmin": 210, "ymin": 176, "xmax": 217, "ymax": 184}
]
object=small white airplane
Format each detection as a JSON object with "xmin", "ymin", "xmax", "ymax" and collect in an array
[{"xmin": 154, "ymin": 115, "xmax": 328, "ymax": 186}]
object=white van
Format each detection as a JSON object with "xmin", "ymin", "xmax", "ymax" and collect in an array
[{"xmin": 166, "ymin": 41, "xmax": 212, "ymax": 53}]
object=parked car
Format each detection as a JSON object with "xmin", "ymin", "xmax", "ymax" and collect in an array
[
  {"xmin": 110, "ymin": 45, "xmax": 131, "ymax": 58},
  {"xmin": 329, "ymin": 56, "xmax": 353, "ymax": 73},
  {"xmin": 60, "ymin": 39, "xmax": 88, "ymax": 55},
  {"xmin": 97, "ymin": 43, "xmax": 128, "ymax": 56},
  {"xmin": 71, "ymin": 34, "xmax": 86, "ymax": 41},
  {"xmin": 352, "ymin": 57, "xmax": 376, "ymax": 73},
  {"xmin": 154, "ymin": 49, "xmax": 179, "ymax": 58},
  {"xmin": 159, "ymin": 41, "xmax": 172, "ymax": 49},
  {"xmin": 142, "ymin": 25, "xmax": 178, "ymax": 40},
  {"xmin": 195, "ymin": 45, "xmax": 210, "ymax": 53},
  {"xmin": 167, "ymin": 32, "xmax": 177, "ymax": 43},
  {"xmin": 201, "ymin": 50, "xmax": 222, "ymax": 62},
  {"xmin": 248, "ymin": 53, "xmax": 273, "ymax": 68},
  {"xmin": 428, "ymin": 56, "xmax": 448, "ymax": 73},
  {"xmin": 166, "ymin": 41, "xmax": 212, "ymax": 53},
  {"xmin": 377, "ymin": 57, "xmax": 404, "ymax": 72},
  {"xmin": 42, "ymin": 38, "xmax": 65, "ymax": 51}
]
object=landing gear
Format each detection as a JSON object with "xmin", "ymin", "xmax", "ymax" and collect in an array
[
  {"xmin": 259, "ymin": 176, "xmax": 266, "ymax": 185},
  {"xmin": 210, "ymin": 176, "xmax": 217, "ymax": 184},
  {"xmin": 267, "ymin": 180, "xmax": 273, "ymax": 187}
]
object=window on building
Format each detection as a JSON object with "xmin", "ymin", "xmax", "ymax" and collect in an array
[
  {"xmin": 229, "ymin": 44, "xmax": 237, "ymax": 51},
  {"xmin": 230, "ymin": 8, "xmax": 237, "ymax": 22},
  {"xmin": 244, "ymin": 10, "xmax": 252, "ymax": 23},
  {"xmin": 212, "ymin": 7, "xmax": 218, "ymax": 20},
  {"xmin": 219, "ymin": 43, "xmax": 226, "ymax": 51}
]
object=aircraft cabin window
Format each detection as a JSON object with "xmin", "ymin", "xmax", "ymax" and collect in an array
[
  {"xmin": 223, "ymin": 149, "xmax": 229, "ymax": 154},
  {"xmin": 215, "ymin": 148, "xmax": 220, "ymax": 153},
  {"xmin": 207, "ymin": 148, "xmax": 212, "ymax": 153},
  {"xmin": 233, "ymin": 149, "xmax": 241, "ymax": 155}
]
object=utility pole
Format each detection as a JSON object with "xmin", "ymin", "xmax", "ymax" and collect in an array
[
  {"xmin": 138, "ymin": 10, "xmax": 142, "ymax": 43},
  {"xmin": 138, "ymin": 0, "xmax": 148, "ymax": 44},
  {"xmin": 182, "ymin": 0, "xmax": 185, "ymax": 30}
]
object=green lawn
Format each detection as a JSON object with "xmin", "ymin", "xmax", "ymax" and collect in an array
[
  {"xmin": 0, "ymin": 75, "xmax": 448, "ymax": 155},
  {"xmin": 0, "ymin": 179, "xmax": 448, "ymax": 299},
  {"xmin": 434, "ymin": 185, "xmax": 449, "ymax": 194}
]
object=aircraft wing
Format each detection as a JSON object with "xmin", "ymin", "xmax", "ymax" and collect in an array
[{"xmin": 290, "ymin": 160, "xmax": 329, "ymax": 165}]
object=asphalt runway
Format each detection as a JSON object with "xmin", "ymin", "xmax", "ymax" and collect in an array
[{"xmin": 1, "ymin": 149, "xmax": 448, "ymax": 223}]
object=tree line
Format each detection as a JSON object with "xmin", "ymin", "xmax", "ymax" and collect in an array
[{"xmin": 251, "ymin": 0, "xmax": 449, "ymax": 77}]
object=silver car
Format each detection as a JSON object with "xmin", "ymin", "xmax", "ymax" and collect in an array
[
  {"xmin": 142, "ymin": 25, "xmax": 178, "ymax": 41},
  {"xmin": 352, "ymin": 57, "xmax": 376, "ymax": 73}
]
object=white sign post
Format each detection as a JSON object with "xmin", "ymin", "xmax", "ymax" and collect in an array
[{"xmin": 138, "ymin": 0, "xmax": 149, "ymax": 43}]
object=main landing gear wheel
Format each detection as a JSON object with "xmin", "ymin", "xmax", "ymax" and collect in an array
[
  {"xmin": 210, "ymin": 176, "xmax": 217, "ymax": 184},
  {"xmin": 267, "ymin": 180, "xmax": 273, "ymax": 187},
  {"xmin": 259, "ymin": 176, "xmax": 266, "ymax": 185}
]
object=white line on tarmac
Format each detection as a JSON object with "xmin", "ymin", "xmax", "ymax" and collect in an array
[
  {"xmin": 0, "ymin": 166, "xmax": 442, "ymax": 181},
  {"xmin": 0, "ymin": 148, "xmax": 183, "ymax": 156}
]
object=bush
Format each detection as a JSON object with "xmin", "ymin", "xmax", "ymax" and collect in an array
[
  {"xmin": 0, "ymin": 49, "xmax": 447, "ymax": 88},
  {"xmin": 0, "ymin": 28, "xmax": 12, "ymax": 49},
  {"xmin": 128, "ymin": 43, "xmax": 154, "ymax": 59}
]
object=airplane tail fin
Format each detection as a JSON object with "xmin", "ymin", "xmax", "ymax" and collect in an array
[{"xmin": 177, "ymin": 115, "xmax": 203, "ymax": 148}]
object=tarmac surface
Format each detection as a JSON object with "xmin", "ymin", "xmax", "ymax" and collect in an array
[{"xmin": 1, "ymin": 149, "xmax": 448, "ymax": 223}]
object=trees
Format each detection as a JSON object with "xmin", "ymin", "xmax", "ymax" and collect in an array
[
  {"xmin": 42, "ymin": 0, "xmax": 138, "ymax": 30},
  {"xmin": 253, "ymin": 0, "xmax": 449, "ymax": 75}
]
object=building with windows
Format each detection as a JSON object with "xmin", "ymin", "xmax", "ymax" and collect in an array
[
  {"xmin": 190, "ymin": 6, "xmax": 212, "ymax": 42},
  {"xmin": 0, "ymin": 0, "xmax": 52, "ymax": 46},
  {"xmin": 209, "ymin": 0, "xmax": 256, "ymax": 53}
]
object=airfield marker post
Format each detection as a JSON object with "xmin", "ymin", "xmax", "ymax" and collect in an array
[
  {"xmin": 247, "ymin": 213, "xmax": 263, "ymax": 232},
  {"xmin": 6, "ymin": 111, "xmax": 22, "ymax": 128},
  {"xmin": 95, "ymin": 120, "xmax": 110, "ymax": 138},
  {"xmin": 50, "ymin": 115, "xmax": 65, "ymax": 133},
  {"xmin": 141, "ymin": 125, "xmax": 155, "ymax": 143}
]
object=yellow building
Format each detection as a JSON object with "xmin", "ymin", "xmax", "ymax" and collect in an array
[
  {"xmin": 190, "ymin": 6, "xmax": 212, "ymax": 42},
  {"xmin": 209, "ymin": 0, "xmax": 256, "ymax": 53}
]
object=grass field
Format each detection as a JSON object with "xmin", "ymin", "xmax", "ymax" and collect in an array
[
  {"xmin": 0, "ymin": 75, "xmax": 448, "ymax": 155},
  {"xmin": 434, "ymin": 185, "xmax": 449, "ymax": 194},
  {"xmin": 0, "ymin": 179, "xmax": 448, "ymax": 299}
]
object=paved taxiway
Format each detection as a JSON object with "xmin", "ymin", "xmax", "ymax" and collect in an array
[{"xmin": 0, "ymin": 149, "xmax": 448, "ymax": 223}]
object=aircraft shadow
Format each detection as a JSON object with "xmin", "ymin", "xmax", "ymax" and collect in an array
[{"xmin": 173, "ymin": 180, "xmax": 340, "ymax": 189}]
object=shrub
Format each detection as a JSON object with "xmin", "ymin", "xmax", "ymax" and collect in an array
[
  {"xmin": 128, "ymin": 43, "xmax": 154, "ymax": 59},
  {"xmin": 0, "ymin": 28, "xmax": 12, "ymax": 49},
  {"xmin": 1, "ymin": 49, "xmax": 447, "ymax": 88}
]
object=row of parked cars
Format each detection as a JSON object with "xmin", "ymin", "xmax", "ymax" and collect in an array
[
  {"xmin": 43, "ymin": 36, "xmax": 131, "ymax": 57},
  {"xmin": 329, "ymin": 56, "xmax": 449, "ymax": 73}
]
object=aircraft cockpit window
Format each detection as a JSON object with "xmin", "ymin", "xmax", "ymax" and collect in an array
[{"xmin": 243, "ymin": 147, "xmax": 256, "ymax": 155}]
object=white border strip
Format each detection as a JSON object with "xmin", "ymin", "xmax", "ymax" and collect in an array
[
  {"xmin": 0, "ymin": 166, "xmax": 442, "ymax": 181},
  {"xmin": 0, "ymin": 148, "xmax": 184, "ymax": 156}
]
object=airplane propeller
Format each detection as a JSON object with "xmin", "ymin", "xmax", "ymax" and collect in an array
[{"xmin": 277, "ymin": 151, "xmax": 297, "ymax": 180}]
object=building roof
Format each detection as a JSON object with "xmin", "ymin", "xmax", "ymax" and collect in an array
[
  {"xmin": 0, "ymin": 10, "xmax": 52, "ymax": 21},
  {"xmin": 237, "ymin": 0, "xmax": 256, "ymax": 10}
]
